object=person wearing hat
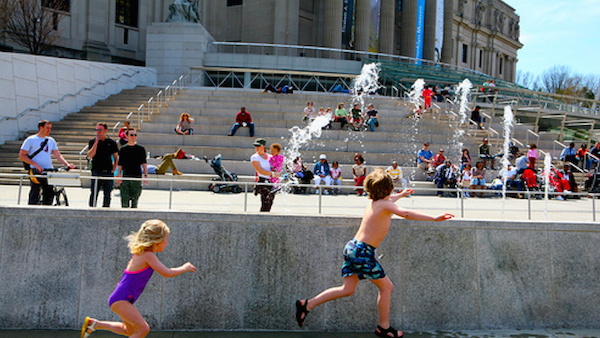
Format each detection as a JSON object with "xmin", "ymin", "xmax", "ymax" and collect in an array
[
  {"xmin": 251, "ymin": 138, "xmax": 278, "ymax": 211},
  {"xmin": 228, "ymin": 107, "xmax": 255, "ymax": 137},
  {"xmin": 313, "ymin": 154, "xmax": 332, "ymax": 194}
]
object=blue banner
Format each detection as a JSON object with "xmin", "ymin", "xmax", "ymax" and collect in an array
[
  {"xmin": 415, "ymin": 0, "xmax": 425, "ymax": 64},
  {"xmin": 342, "ymin": 0, "xmax": 355, "ymax": 48}
]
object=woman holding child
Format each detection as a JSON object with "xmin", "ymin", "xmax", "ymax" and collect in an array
[{"xmin": 251, "ymin": 138, "xmax": 279, "ymax": 212}]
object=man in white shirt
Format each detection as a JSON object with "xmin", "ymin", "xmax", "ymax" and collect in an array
[
  {"xmin": 19, "ymin": 120, "xmax": 74, "ymax": 205},
  {"xmin": 500, "ymin": 164, "xmax": 522, "ymax": 197}
]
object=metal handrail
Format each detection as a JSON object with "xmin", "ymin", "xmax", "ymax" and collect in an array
[
  {"xmin": 553, "ymin": 140, "xmax": 568, "ymax": 160},
  {"xmin": 481, "ymin": 112, "xmax": 492, "ymax": 130},
  {"xmin": 112, "ymin": 122, "xmax": 121, "ymax": 137},
  {"xmin": 526, "ymin": 129, "xmax": 540, "ymax": 147},
  {"xmin": 511, "ymin": 138, "xmax": 524, "ymax": 148},
  {"xmin": 487, "ymin": 128, "xmax": 501, "ymax": 149},
  {"xmin": 78, "ymin": 145, "xmax": 89, "ymax": 172}
]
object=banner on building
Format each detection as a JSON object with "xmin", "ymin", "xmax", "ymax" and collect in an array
[
  {"xmin": 435, "ymin": 0, "xmax": 444, "ymax": 62},
  {"xmin": 369, "ymin": 0, "xmax": 381, "ymax": 53},
  {"xmin": 415, "ymin": 0, "xmax": 425, "ymax": 63},
  {"xmin": 342, "ymin": 0, "xmax": 355, "ymax": 48}
]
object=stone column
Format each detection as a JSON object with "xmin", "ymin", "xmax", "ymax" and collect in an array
[
  {"xmin": 400, "ymin": 0, "xmax": 418, "ymax": 58},
  {"xmin": 379, "ymin": 0, "xmax": 395, "ymax": 54},
  {"xmin": 423, "ymin": 0, "xmax": 437, "ymax": 61},
  {"xmin": 441, "ymin": 0, "xmax": 454, "ymax": 64},
  {"xmin": 354, "ymin": 0, "xmax": 370, "ymax": 52},
  {"xmin": 82, "ymin": 0, "xmax": 111, "ymax": 62},
  {"xmin": 274, "ymin": 0, "xmax": 299, "ymax": 44},
  {"xmin": 323, "ymin": 0, "xmax": 343, "ymax": 49}
]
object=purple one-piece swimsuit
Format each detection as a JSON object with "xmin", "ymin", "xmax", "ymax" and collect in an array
[{"xmin": 108, "ymin": 261, "xmax": 154, "ymax": 307}]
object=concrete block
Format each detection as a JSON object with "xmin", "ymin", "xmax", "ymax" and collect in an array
[
  {"xmin": 160, "ymin": 220, "xmax": 246, "ymax": 330},
  {"xmin": 477, "ymin": 229, "xmax": 553, "ymax": 329},
  {"xmin": 243, "ymin": 222, "xmax": 326, "ymax": 330},
  {"xmin": 35, "ymin": 58, "xmax": 57, "ymax": 81},
  {"xmin": 550, "ymin": 231, "xmax": 600, "ymax": 328},
  {"xmin": 0, "ymin": 215, "xmax": 83, "ymax": 328},
  {"xmin": 0, "ymin": 58, "xmax": 14, "ymax": 81},
  {"xmin": 0, "ymin": 97, "xmax": 17, "ymax": 118},
  {"xmin": 400, "ymin": 225, "xmax": 479, "ymax": 330},
  {"xmin": 37, "ymin": 78, "xmax": 59, "ymax": 99},
  {"xmin": 56, "ymin": 60, "xmax": 75, "ymax": 81},
  {"xmin": 12, "ymin": 57, "xmax": 37, "ymax": 81},
  {"xmin": 58, "ymin": 78, "xmax": 76, "ymax": 96},
  {"xmin": 15, "ymin": 95, "xmax": 39, "ymax": 115}
]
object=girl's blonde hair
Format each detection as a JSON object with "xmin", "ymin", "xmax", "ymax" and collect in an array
[
  {"xmin": 180, "ymin": 112, "xmax": 190, "ymax": 121},
  {"xmin": 125, "ymin": 219, "xmax": 170, "ymax": 254}
]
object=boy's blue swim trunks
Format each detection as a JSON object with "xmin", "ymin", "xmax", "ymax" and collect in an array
[{"xmin": 341, "ymin": 239, "xmax": 386, "ymax": 280}]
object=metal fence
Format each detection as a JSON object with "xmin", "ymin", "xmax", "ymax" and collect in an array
[{"xmin": 2, "ymin": 173, "xmax": 598, "ymax": 222}]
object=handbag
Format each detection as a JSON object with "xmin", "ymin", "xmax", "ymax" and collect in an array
[{"xmin": 23, "ymin": 138, "xmax": 49, "ymax": 170}]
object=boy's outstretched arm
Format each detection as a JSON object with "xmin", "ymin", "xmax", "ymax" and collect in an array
[
  {"xmin": 389, "ymin": 189, "xmax": 414, "ymax": 202},
  {"xmin": 387, "ymin": 202, "xmax": 454, "ymax": 221}
]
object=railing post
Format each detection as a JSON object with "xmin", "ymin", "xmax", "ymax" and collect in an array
[
  {"xmin": 527, "ymin": 191, "xmax": 531, "ymax": 220},
  {"xmin": 460, "ymin": 189, "xmax": 464, "ymax": 218},
  {"xmin": 18, "ymin": 175, "xmax": 23, "ymax": 205},
  {"xmin": 244, "ymin": 183, "xmax": 248, "ymax": 212},
  {"xmin": 318, "ymin": 186, "xmax": 322, "ymax": 214},
  {"xmin": 169, "ymin": 180, "xmax": 173, "ymax": 210},
  {"xmin": 593, "ymin": 194, "xmax": 596, "ymax": 222},
  {"xmin": 93, "ymin": 177, "xmax": 99, "ymax": 207}
]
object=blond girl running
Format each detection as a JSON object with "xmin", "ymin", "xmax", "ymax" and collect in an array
[{"xmin": 81, "ymin": 219, "xmax": 196, "ymax": 338}]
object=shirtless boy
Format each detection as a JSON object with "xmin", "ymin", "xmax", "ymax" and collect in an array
[{"xmin": 295, "ymin": 167, "xmax": 454, "ymax": 338}]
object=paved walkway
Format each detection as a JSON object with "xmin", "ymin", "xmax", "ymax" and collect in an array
[
  {"xmin": 1, "ymin": 329, "xmax": 600, "ymax": 337},
  {"xmin": 0, "ymin": 184, "xmax": 598, "ymax": 222}
]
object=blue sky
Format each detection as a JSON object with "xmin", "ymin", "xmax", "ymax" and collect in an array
[{"xmin": 504, "ymin": 0, "xmax": 600, "ymax": 77}]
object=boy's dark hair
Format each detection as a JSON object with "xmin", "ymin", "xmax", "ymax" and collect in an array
[
  {"xmin": 364, "ymin": 167, "xmax": 394, "ymax": 201},
  {"xmin": 97, "ymin": 122, "xmax": 108, "ymax": 130}
]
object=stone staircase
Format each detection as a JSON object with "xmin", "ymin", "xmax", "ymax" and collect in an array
[{"xmin": 3, "ymin": 86, "xmax": 579, "ymax": 193}]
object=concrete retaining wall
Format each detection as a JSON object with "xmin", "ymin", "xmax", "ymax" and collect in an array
[
  {"xmin": 0, "ymin": 52, "xmax": 157, "ymax": 145},
  {"xmin": 0, "ymin": 206, "xmax": 599, "ymax": 331}
]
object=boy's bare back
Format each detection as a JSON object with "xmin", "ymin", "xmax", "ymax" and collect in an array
[{"xmin": 355, "ymin": 190, "xmax": 454, "ymax": 248}]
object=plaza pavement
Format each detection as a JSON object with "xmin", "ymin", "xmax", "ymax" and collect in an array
[{"xmin": 0, "ymin": 184, "xmax": 598, "ymax": 223}]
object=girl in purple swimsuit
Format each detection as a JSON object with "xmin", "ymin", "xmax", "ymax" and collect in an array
[{"xmin": 81, "ymin": 219, "xmax": 196, "ymax": 338}]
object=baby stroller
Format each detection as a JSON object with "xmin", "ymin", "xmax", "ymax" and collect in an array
[{"xmin": 204, "ymin": 154, "xmax": 242, "ymax": 193}]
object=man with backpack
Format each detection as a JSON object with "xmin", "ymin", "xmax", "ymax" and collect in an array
[{"xmin": 19, "ymin": 120, "xmax": 74, "ymax": 205}]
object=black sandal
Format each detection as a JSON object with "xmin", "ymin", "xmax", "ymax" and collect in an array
[
  {"xmin": 374, "ymin": 324, "xmax": 403, "ymax": 338},
  {"xmin": 295, "ymin": 299, "xmax": 309, "ymax": 327}
]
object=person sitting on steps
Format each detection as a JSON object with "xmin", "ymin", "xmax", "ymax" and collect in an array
[{"xmin": 228, "ymin": 107, "xmax": 255, "ymax": 137}]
